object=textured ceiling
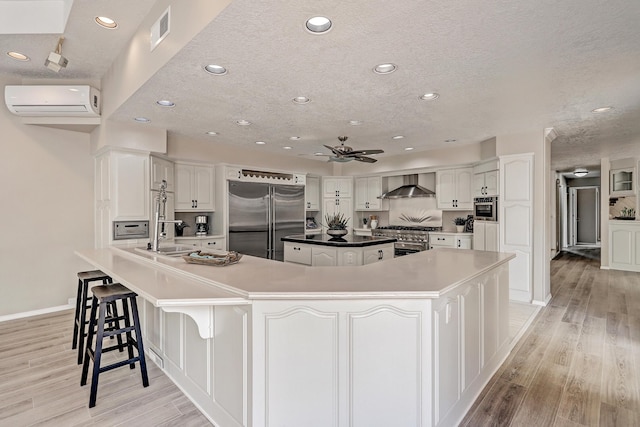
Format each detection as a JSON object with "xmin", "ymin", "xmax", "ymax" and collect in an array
[{"xmin": 2, "ymin": 0, "xmax": 640, "ymax": 173}]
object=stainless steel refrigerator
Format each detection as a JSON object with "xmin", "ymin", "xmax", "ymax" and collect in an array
[{"xmin": 228, "ymin": 181, "xmax": 305, "ymax": 261}]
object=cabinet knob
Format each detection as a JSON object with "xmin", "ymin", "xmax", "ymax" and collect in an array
[{"xmin": 208, "ymin": 242, "xmax": 216, "ymax": 245}]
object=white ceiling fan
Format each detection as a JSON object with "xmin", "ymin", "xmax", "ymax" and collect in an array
[{"xmin": 323, "ymin": 136, "xmax": 384, "ymax": 163}]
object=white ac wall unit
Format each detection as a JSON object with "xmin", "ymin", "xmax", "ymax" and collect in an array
[{"xmin": 4, "ymin": 85, "xmax": 101, "ymax": 117}]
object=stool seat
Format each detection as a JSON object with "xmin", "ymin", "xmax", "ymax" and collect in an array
[
  {"xmin": 90, "ymin": 283, "xmax": 136, "ymax": 302},
  {"xmin": 81, "ymin": 283, "xmax": 149, "ymax": 408},
  {"xmin": 77, "ymin": 270, "xmax": 112, "ymax": 282},
  {"xmin": 73, "ymin": 270, "xmax": 115, "ymax": 365}
]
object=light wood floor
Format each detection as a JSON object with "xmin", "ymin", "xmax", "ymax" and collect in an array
[
  {"xmin": 0, "ymin": 310, "xmax": 212, "ymax": 426},
  {"xmin": 2, "ymin": 251, "xmax": 636, "ymax": 426},
  {"xmin": 462, "ymin": 251, "xmax": 640, "ymax": 426}
]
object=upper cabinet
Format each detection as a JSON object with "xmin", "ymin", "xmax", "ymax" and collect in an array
[
  {"xmin": 473, "ymin": 159, "xmax": 499, "ymax": 197},
  {"xmin": 305, "ymin": 176, "xmax": 320, "ymax": 211},
  {"xmin": 355, "ymin": 176, "xmax": 384, "ymax": 210},
  {"xmin": 175, "ymin": 163, "xmax": 215, "ymax": 211},
  {"xmin": 323, "ymin": 177, "xmax": 353, "ymax": 198},
  {"xmin": 436, "ymin": 167, "xmax": 473, "ymax": 209},
  {"xmin": 150, "ymin": 156, "xmax": 174, "ymax": 192},
  {"xmin": 610, "ymin": 168, "xmax": 635, "ymax": 196}
]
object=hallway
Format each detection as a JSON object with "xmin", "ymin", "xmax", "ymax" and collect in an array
[{"xmin": 462, "ymin": 251, "xmax": 640, "ymax": 426}]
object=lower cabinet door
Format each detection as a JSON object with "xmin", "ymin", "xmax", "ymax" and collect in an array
[
  {"xmin": 311, "ymin": 247, "xmax": 337, "ymax": 266},
  {"xmin": 284, "ymin": 243, "xmax": 312, "ymax": 265}
]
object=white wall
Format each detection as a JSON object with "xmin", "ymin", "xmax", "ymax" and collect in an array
[{"xmin": 0, "ymin": 77, "xmax": 96, "ymax": 317}]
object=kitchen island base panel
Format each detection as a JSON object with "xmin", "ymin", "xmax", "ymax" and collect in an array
[{"xmin": 76, "ymin": 246, "xmax": 514, "ymax": 426}]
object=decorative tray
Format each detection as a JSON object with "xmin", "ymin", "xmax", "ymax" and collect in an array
[{"xmin": 182, "ymin": 250, "xmax": 242, "ymax": 266}]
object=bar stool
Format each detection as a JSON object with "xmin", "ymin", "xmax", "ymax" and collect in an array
[
  {"xmin": 72, "ymin": 270, "xmax": 120, "ymax": 365},
  {"xmin": 81, "ymin": 283, "xmax": 149, "ymax": 408}
]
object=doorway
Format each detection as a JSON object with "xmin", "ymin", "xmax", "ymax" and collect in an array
[{"xmin": 569, "ymin": 187, "xmax": 600, "ymax": 246}]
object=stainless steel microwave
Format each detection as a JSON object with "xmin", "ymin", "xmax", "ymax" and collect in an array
[{"xmin": 474, "ymin": 197, "xmax": 498, "ymax": 222}]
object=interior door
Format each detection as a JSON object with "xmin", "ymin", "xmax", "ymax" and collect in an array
[{"xmin": 574, "ymin": 187, "xmax": 599, "ymax": 245}]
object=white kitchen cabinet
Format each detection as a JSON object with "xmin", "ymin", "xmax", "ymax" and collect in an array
[
  {"xmin": 323, "ymin": 197, "xmax": 353, "ymax": 229},
  {"xmin": 323, "ymin": 177, "xmax": 353, "ymax": 198},
  {"xmin": 362, "ymin": 245, "xmax": 394, "ymax": 264},
  {"xmin": 610, "ymin": 168, "xmax": 635, "ymax": 196},
  {"xmin": 473, "ymin": 221, "xmax": 499, "ymax": 251},
  {"xmin": 151, "ymin": 156, "xmax": 174, "ymax": 192},
  {"xmin": 175, "ymin": 163, "xmax": 215, "ymax": 211},
  {"xmin": 429, "ymin": 232, "xmax": 473, "ymax": 249},
  {"xmin": 472, "ymin": 160, "xmax": 499, "ymax": 197},
  {"xmin": 436, "ymin": 167, "xmax": 473, "ymax": 209},
  {"xmin": 94, "ymin": 150, "xmax": 151, "ymax": 247},
  {"xmin": 284, "ymin": 242, "xmax": 394, "ymax": 266},
  {"xmin": 609, "ymin": 221, "xmax": 640, "ymax": 272},
  {"xmin": 305, "ymin": 176, "xmax": 320, "ymax": 210},
  {"xmin": 355, "ymin": 176, "xmax": 383, "ymax": 210},
  {"xmin": 284, "ymin": 242, "xmax": 313, "ymax": 265},
  {"xmin": 500, "ymin": 153, "xmax": 533, "ymax": 303},
  {"xmin": 311, "ymin": 247, "xmax": 337, "ymax": 266}
]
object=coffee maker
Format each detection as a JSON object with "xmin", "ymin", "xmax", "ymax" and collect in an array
[{"xmin": 195, "ymin": 215, "xmax": 209, "ymax": 236}]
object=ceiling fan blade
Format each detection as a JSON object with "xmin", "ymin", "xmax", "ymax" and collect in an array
[
  {"xmin": 323, "ymin": 144, "xmax": 342, "ymax": 156},
  {"xmin": 349, "ymin": 149, "xmax": 384, "ymax": 155},
  {"xmin": 353, "ymin": 155, "xmax": 377, "ymax": 163}
]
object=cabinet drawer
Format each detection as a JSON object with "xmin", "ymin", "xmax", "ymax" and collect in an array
[
  {"xmin": 430, "ymin": 234, "xmax": 455, "ymax": 248},
  {"xmin": 284, "ymin": 243, "xmax": 312, "ymax": 265},
  {"xmin": 201, "ymin": 238, "xmax": 226, "ymax": 250}
]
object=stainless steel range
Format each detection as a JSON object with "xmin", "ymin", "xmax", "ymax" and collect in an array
[{"xmin": 373, "ymin": 226, "xmax": 442, "ymax": 256}]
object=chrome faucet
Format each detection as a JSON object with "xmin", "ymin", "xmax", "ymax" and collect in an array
[{"xmin": 151, "ymin": 180, "xmax": 183, "ymax": 252}]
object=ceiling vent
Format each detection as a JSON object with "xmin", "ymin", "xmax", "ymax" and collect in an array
[
  {"xmin": 150, "ymin": 7, "xmax": 171, "ymax": 51},
  {"xmin": 4, "ymin": 85, "xmax": 101, "ymax": 117}
]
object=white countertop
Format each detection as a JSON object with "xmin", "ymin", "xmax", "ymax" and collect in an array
[
  {"xmin": 429, "ymin": 231, "xmax": 474, "ymax": 235},
  {"xmin": 175, "ymin": 234, "xmax": 225, "ymax": 240},
  {"xmin": 75, "ymin": 246, "xmax": 514, "ymax": 304}
]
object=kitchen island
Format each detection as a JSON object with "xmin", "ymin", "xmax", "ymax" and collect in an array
[
  {"xmin": 282, "ymin": 234, "xmax": 396, "ymax": 266},
  {"xmin": 76, "ymin": 245, "xmax": 514, "ymax": 427}
]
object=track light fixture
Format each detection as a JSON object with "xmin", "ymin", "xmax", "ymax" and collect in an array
[{"xmin": 45, "ymin": 37, "xmax": 68, "ymax": 72}]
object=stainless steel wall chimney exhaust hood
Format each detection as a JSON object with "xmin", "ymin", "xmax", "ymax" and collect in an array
[{"xmin": 378, "ymin": 174, "xmax": 435, "ymax": 199}]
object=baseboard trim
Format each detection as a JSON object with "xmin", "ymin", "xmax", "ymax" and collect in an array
[{"xmin": 0, "ymin": 303, "xmax": 74, "ymax": 323}]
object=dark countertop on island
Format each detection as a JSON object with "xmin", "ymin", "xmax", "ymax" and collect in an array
[{"xmin": 281, "ymin": 234, "xmax": 396, "ymax": 247}]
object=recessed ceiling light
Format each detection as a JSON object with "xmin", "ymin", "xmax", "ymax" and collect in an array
[
  {"xmin": 592, "ymin": 106, "xmax": 613, "ymax": 113},
  {"xmin": 314, "ymin": 152, "xmax": 324, "ymax": 156},
  {"xmin": 306, "ymin": 16, "xmax": 332, "ymax": 34},
  {"xmin": 205, "ymin": 131, "xmax": 218, "ymax": 136},
  {"xmin": 68, "ymin": 88, "xmax": 79, "ymax": 92},
  {"xmin": 156, "ymin": 100, "xmax": 175, "ymax": 107},
  {"xmin": 373, "ymin": 63, "xmax": 397, "ymax": 74},
  {"xmin": 404, "ymin": 147, "xmax": 414, "ymax": 151},
  {"xmin": 392, "ymin": 135, "xmax": 404, "ymax": 140},
  {"xmin": 292, "ymin": 96, "xmax": 310, "ymax": 104},
  {"xmin": 283, "ymin": 146, "xmax": 292, "ymax": 150},
  {"xmin": 573, "ymin": 168, "xmax": 588, "ymax": 177},
  {"xmin": 349, "ymin": 120, "xmax": 363, "ymax": 126},
  {"xmin": 95, "ymin": 16, "xmax": 118, "ymax": 29},
  {"xmin": 236, "ymin": 119, "xmax": 251, "ymax": 126},
  {"xmin": 419, "ymin": 93, "xmax": 440, "ymax": 101},
  {"xmin": 289, "ymin": 136, "xmax": 301, "ymax": 140},
  {"xmin": 7, "ymin": 51, "xmax": 29, "ymax": 61},
  {"xmin": 204, "ymin": 64, "xmax": 227, "ymax": 75},
  {"xmin": 134, "ymin": 117, "xmax": 150, "ymax": 123},
  {"xmin": 445, "ymin": 139, "xmax": 457, "ymax": 143},
  {"xmin": 255, "ymin": 141, "xmax": 266, "ymax": 145}
]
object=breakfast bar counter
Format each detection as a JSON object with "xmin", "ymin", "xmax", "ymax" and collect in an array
[{"xmin": 76, "ymin": 245, "xmax": 515, "ymax": 427}]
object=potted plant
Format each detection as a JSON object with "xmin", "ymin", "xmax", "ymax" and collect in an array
[
  {"xmin": 325, "ymin": 212, "xmax": 350, "ymax": 237},
  {"xmin": 453, "ymin": 217, "xmax": 466, "ymax": 233}
]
